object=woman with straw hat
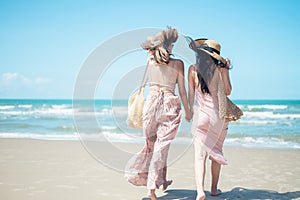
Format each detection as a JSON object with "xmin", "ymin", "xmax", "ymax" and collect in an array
[{"xmin": 187, "ymin": 37, "xmax": 232, "ymax": 200}]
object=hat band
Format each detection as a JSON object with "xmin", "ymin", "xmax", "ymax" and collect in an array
[{"xmin": 199, "ymin": 45, "xmax": 220, "ymax": 55}]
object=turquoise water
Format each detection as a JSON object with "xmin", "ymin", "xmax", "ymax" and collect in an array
[{"xmin": 0, "ymin": 99, "xmax": 300, "ymax": 149}]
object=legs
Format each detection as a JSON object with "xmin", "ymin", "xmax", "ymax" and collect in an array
[
  {"xmin": 147, "ymin": 95, "xmax": 181, "ymax": 190},
  {"xmin": 161, "ymin": 166, "xmax": 173, "ymax": 191},
  {"xmin": 147, "ymin": 142, "xmax": 172, "ymax": 188},
  {"xmin": 147, "ymin": 116, "xmax": 181, "ymax": 196},
  {"xmin": 125, "ymin": 134, "xmax": 157, "ymax": 186},
  {"xmin": 144, "ymin": 94, "xmax": 181, "ymax": 198},
  {"xmin": 146, "ymin": 140, "xmax": 172, "ymax": 199},
  {"xmin": 147, "ymin": 189, "xmax": 157, "ymax": 200},
  {"xmin": 194, "ymin": 136, "xmax": 223, "ymax": 199},
  {"xmin": 194, "ymin": 136, "xmax": 207, "ymax": 200},
  {"xmin": 191, "ymin": 107, "xmax": 227, "ymax": 199},
  {"xmin": 211, "ymin": 160, "xmax": 222, "ymax": 196},
  {"xmin": 210, "ymin": 123, "xmax": 227, "ymax": 195}
]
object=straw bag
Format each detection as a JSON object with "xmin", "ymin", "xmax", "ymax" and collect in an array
[
  {"xmin": 218, "ymin": 73, "xmax": 243, "ymax": 122},
  {"xmin": 224, "ymin": 97, "xmax": 243, "ymax": 122},
  {"xmin": 126, "ymin": 62, "xmax": 148, "ymax": 128},
  {"xmin": 127, "ymin": 87, "xmax": 145, "ymax": 128}
]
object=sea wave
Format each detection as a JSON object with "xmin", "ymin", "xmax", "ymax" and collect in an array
[
  {"xmin": 0, "ymin": 108, "xmax": 74, "ymax": 116},
  {"xmin": 18, "ymin": 104, "xmax": 33, "ymax": 109},
  {"xmin": 243, "ymin": 111, "xmax": 300, "ymax": 119},
  {"xmin": 245, "ymin": 105, "xmax": 288, "ymax": 110},
  {"xmin": 239, "ymin": 120, "xmax": 277, "ymax": 125},
  {"xmin": 1, "ymin": 99, "xmax": 300, "ymax": 150},
  {"xmin": 0, "ymin": 105, "xmax": 15, "ymax": 110},
  {"xmin": 51, "ymin": 104, "xmax": 71, "ymax": 109},
  {"xmin": 1, "ymin": 131, "xmax": 299, "ymax": 149},
  {"xmin": 100, "ymin": 126, "xmax": 118, "ymax": 130},
  {"xmin": 225, "ymin": 137, "xmax": 300, "ymax": 149},
  {"xmin": 0, "ymin": 132, "xmax": 79, "ymax": 141}
]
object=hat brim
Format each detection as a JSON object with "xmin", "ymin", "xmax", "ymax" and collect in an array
[
  {"xmin": 188, "ymin": 38, "xmax": 207, "ymax": 49},
  {"xmin": 199, "ymin": 48, "xmax": 226, "ymax": 65},
  {"xmin": 186, "ymin": 36, "xmax": 226, "ymax": 65}
]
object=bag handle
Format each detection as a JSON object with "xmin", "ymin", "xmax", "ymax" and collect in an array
[{"xmin": 138, "ymin": 59, "xmax": 149, "ymax": 94}]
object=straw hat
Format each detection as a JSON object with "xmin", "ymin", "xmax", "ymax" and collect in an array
[{"xmin": 191, "ymin": 38, "xmax": 226, "ymax": 64}]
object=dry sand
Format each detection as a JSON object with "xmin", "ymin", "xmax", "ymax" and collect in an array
[{"xmin": 0, "ymin": 138, "xmax": 299, "ymax": 200}]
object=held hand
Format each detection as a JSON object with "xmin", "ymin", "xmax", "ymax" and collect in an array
[
  {"xmin": 185, "ymin": 109, "xmax": 193, "ymax": 122},
  {"xmin": 190, "ymin": 107, "xmax": 194, "ymax": 115}
]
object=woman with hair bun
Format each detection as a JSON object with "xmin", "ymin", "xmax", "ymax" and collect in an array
[{"xmin": 125, "ymin": 27, "xmax": 192, "ymax": 200}]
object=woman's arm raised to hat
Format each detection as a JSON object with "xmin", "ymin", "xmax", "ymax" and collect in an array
[{"xmin": 219, "ymin": 59, "xmax": 232, "ymax": 96}]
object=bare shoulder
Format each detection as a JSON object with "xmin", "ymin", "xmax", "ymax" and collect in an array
[
  {"xmin": 170, "ymin": 58, "xmax": 184, "ymax": 71},
  {"xmin": 174, "ymin": 58, "xmax": 184, "ymax": 64}
]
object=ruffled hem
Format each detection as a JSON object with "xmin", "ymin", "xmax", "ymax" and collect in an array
[{"xmin": 209, "ymin": 150, "xmax": 228, "ymax": 165}]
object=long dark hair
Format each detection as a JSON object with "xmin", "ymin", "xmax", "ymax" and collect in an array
[{"xmin": 195, "ymin": 51, "xmax": 218, "ymax": 94}]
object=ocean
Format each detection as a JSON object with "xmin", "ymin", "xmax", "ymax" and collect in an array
[{"xmin": 0, "ymin": 99, "xmax": 300, "ymax": 149}]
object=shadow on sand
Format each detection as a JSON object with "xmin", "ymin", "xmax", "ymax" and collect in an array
[{"xmin": 142, "ymin": 187, "xmax": 300, "ymax": 200}]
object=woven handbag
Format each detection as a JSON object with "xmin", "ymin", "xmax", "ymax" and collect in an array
[
  {"xmin": 224, "ymin": 97, "xmax": 243, "ymax": 122},
  {"xmin": 218, "ymin": 73, "xmax": 243, "ymax": 122},
  {"xmin": 126, "ymin": 62, "xmax": 149, "ymax": 128}
]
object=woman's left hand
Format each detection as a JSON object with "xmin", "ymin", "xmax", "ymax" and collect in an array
[
  {"xmin": 185, "ymin": 109, "xmax": 193, "ymax": 122},
  {"xmin": 225, "ymin": 58, "xmax": 231, "ymax": 68}
]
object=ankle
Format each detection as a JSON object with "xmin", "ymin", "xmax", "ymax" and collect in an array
[
  {"xmin": 148, "ymin": 189, "xmax": 155, "ymax": 195},
  {"xmin": 211, "ymin": 186, "xmax": 217, "ymax": 192},
  {"xmin": 147, "ymin": 189, "xmax": 157, "ymax": 200}
]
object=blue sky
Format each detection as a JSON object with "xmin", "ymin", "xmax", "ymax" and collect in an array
[{"xmin": 1, "ymin": 0, "xmax": 300, "ymax": 99}]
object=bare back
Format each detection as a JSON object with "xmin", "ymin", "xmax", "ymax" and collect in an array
[{"xmin": 148, "ymin": 58, "xmax": 180, "ymax": 93}]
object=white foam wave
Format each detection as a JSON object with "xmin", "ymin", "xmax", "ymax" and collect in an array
[
  {"xmin": 0, "ymin": 104, "xmax": 118, "ymax": 117},
  {"xmin": 0, "ymin": 108, "xmax": 74, "ymax": 116},
  {"xmin": 225, "ymin": 137, "xmax": 300, "ymax": 149},
  {"xmin": 18, "ymin": 105, "xmax": 32, "ymax": 108},
  {"xmin": 100, "ymin": 126, "xmax": 118, "ymax": 130},
  {"xmin": 51, "ymin": 104, "xmax": 70, "ymax": 109},
  {"xmin": 240, "ymin": 120, "xmax": 277, "ymax": 125},
  {"xmin": 1, "ymin": 132, "xmax": 299, "ymax": 149},
  {"xmin": 73, "ymin": 110, "xmax": 113, "ymax": 117},
  {"xmin": 243, "ymin": 111, "xmax": 300, "ymax": 119},
  {"xmin": 0, "ymin": 105, "xmax": 15, "ymax": 110},
  {"xmin": 0, "ymin": 132, "xmax": 79, "ymax": 141},
  {"xmin": 46, "ymin": 108, "xmax": 74, "ymax": 115},
  {"xmin": 247, "ymin": 105, "xmax": 288, "ymax": 110}
]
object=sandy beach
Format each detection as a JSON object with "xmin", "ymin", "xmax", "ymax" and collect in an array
[{"xmin": 0, "ymin": 138, "xmax": 299, "ymax": 200}]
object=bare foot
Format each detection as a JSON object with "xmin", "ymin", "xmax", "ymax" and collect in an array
[
  {"xmin": 147, "ymin": 189, "xmax": 157, "ymax": 200},
  {"xmin": 196, "ymin": 192, "xmax": 205, "ymax": 200},
  {"xmin": 162, "ymin": 180, "xmax": 173, "ymax": 191},
  {"xmin": 211, "ymin": 189, "xmax": 222, "ymax": 196},
  {"xmin": 147, "ymin": 193, "xmax": 157, "ymax": 200}
]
